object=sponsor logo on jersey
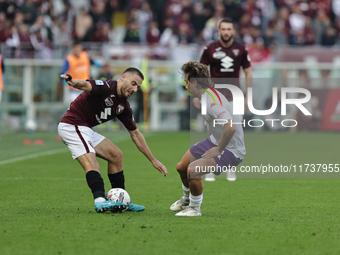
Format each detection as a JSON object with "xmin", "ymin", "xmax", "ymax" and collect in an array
[
  {"xmin": 105, "ymin": 97, "xmax": 114, "ymax": 107},
  {"xmin": 95, "ymin": 80, "xmax": 104, "ymax": 85},
  {"xmin": 215, "ymin": 47, "xmax": 222, "ymax": 51},
  {"xmin": 116, "ymin": 104, "xmax": 125, "ymax": 114},
  {"xmin": 210, "ymin": 102, "xmax": 216, "ymax": 108},
  {"xmin": 221, "ymin": 56, "xmax": 234, "ymax": 72},
  {"xmin": 232, "ymin": 49, "xmax": 239, "ymax": 56},
  {"xmin": 212, "ymin": 51, "xmax": 226, "ymax": 59}
]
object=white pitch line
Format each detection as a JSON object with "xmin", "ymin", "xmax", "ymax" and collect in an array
[
  {"xmin": 0, "ymin": 134, "xmax": 146, "ymax": 166},
  {"xmin": 0, "ymin": 148, "xmax": 68, "ymax": 166}
]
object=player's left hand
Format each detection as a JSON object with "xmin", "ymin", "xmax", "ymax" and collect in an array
[
  {"xmin": 152, "ymin": 159, "xmax": 168, "ymax": 176},
  {"xmin": 202, "ymin": 147, "xmax": 222, "ymax": 159}
]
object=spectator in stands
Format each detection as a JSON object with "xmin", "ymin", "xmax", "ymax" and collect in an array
[
  {"xmin": 135, "ymin": 1, "xmax": 153, "ymax": 43},
  {"xmin": 146, "ymin": 20, "xmax": 160, "ymax": 45},
  {"xmin": 223, "ymin": 0, "xmax": 244, "ymax": 23},
  {"xmin": 303, "ymin": 16, "xmax": 315, "ymax": 45},
  {"xmin": 89, "ymin": 22, "xmax": 110, "ymax": 42},
  {"xmin": 96, "ymin": 61, "xmax": 114, "ymax": 80},
  {"xmin": 203, "ymin": 2, "xmax": 225, "ymax": 43},
  {"xmin": 18, "ymin": 24, "xmax": 34, "ymax": 58},
  {"xmin": 190, "ymin": 2, "xmax": 208, "ymax": 39},
  {"xmin": 60, "ymin": 0, "xmax": 76, "ymax": 36},
  {"xmin": 75, "ymin": 7, "xmax": 93, "ymax": 41},
  {"xmin": 1, "ymin": 0, "xmax": 18, "ymax": 22},
  {"xmin": 312, "ymin": 9, "xmax": 330, "ymax": 44},
  {"xmin": 123, "ymin": 21, "xmax": 140, "ymax": 43},
  {"xmin": 159, "ymin": 17, "xmax": 178, "ymax": 48},
  {"xmin": 178, "ymin": 22, "xmax": 193, "ymax": 45},
  {"xmin": 52, "ymin": 21, "xmax": 71, "ymax": 46},
  {"xmin": 321, "ymin": 26, "xmax": 337, "ymax": 46},
  {"xmin": 289, "ymin": 5, "xmax": 306, "ymax": 33},
  {"xmin": 20, "ymin": 0, "xmax": 37, "ymax": 25}
]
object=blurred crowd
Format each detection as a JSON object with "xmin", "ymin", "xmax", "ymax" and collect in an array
[{"xmin": 0, "ymin": 0, "xmax": 340, "ymax": 60}]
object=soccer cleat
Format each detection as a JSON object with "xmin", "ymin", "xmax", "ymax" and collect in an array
[
  {"xmin": 175, "ymin": 206, "xmax": 202, "ymax": 216},
  {"xmin": 127, "ymin": 201, "xmax": 145, "ymax": 212},
  {"xmin": 226, "ymin": 170, "xmax": 237, "ymax": 181},
  {"xmin": 205, "ymin": 173, "xmax": 215, "ymax": 181},
  {"xmin": 170, "ymin": 197, "xmax": 189, "ymax": 212},
  {"xmin": 95, "ymin": 200, "xmax": 127, "ymax": 213}
]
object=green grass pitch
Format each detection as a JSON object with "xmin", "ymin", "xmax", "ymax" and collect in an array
[{"xmin": 0, "ymin": 131, "xmax": 339, "ymax": 255}]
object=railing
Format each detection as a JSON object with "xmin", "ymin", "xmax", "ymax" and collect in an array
[{"xmin": 1, "ymin": 57, "xmax": 340, "ymax": 132}]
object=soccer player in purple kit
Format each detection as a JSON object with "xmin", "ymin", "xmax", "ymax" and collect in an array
[
  {"xmin": 200, "ymin": 17, "xmax": 252, "ymax": 181},
  {"xmin": 58, "ymin": 68, "xmax": 168, "ymax": 213},
  {"xmin": 170, "ymin": 61, "xmax": 246, "ymax": 216}
]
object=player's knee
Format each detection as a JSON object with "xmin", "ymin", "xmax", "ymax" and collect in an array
[
  {"xmin": 113, "ymin": 148, "xmax": 123, "ymax": 162},
  {"xmin": 176, "ymin": 161, "xmax": 187, "ymax": 173}
]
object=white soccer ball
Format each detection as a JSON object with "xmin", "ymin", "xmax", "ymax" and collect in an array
[{"xmin": 106, "ymin": 188, "xmax": 130, "ymax": 212}]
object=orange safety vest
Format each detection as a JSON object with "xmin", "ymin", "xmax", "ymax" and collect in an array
[
  {"xmin": 0, "ymin": 54, "xmax": 3, "ymax": 91},
  {"xmin": 66, "ymin": 51, "xmax": 91, "ymax": 91}
]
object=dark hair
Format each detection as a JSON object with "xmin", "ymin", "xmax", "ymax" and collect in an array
[
  {"xmin": 180, "ymin": 61, "xmax": 210, "ymax": 88},
  {"xmin": 123, "ymin": 67, "xmax": 144, "ymax": 80},
  {"xmin": 218, "ymin": 18, "xmax": 234, "ymax": 29}
]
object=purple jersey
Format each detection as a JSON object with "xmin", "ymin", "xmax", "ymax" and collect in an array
[{"xmin": 60, "ymin": 79, "xmax": 137, "ymax": 131}]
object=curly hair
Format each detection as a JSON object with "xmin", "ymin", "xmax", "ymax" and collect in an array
[{"xmin": 180, "ymin": 61, "xmax": 210, "ymax": 88}]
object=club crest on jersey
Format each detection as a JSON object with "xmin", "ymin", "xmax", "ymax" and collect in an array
[
  {"xmin": 105, "ymin": 97, "xmax": 114, "ymax": 107},
  {"xmin": 95, "ymin": 80, "xmax": 104, "ymax": 85},
  {"xmin": 212, "ymin": 51, "xmax": 226, "ymax": 59},
  {"xmin": 232, "ymin": 49, "xmax": 239, "ymax": 56},
  {"xmin": 116, "ymin": 104, "xmax": 125, "ymax": 114}
]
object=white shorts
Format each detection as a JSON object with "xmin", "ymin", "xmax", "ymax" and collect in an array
[{"xmin": 58, "ymin": 122, "xmax": 106, "ymax": 160}]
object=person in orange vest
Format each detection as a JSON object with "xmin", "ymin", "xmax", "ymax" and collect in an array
[
  {"xmin": 0, "ymin": 54, "xmax": 5, "ymax": 103},
  {"xmin": 60, "ymin": 41, "xmax": 102, "ymax": 102}
]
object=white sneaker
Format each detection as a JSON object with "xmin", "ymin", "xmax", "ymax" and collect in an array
[
  {"xmin": 170, "ymin": 197, "xmax": 189, "ymax": 212},
  {"xmin": 175, "ymin": 206, "xmax": 202, "ymax": 216},
  {"xmin": 226, "ymin": 170, "xmax": 237, "ymax": 181},
  {"xmin": 205, "ymin": 173, "xmax": 215, "ymax": 181}
]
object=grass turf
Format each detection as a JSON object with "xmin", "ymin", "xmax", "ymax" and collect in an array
[{"xmin": 0, "ymin": 131, "xmax": 339, "ymax": 255}]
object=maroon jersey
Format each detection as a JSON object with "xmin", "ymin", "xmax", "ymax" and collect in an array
[
  {"xmin": 60, "ymin": 79, "xmax": 137, "ymax": 131},
  {"xmin": 200, "ymin": 40, "xmax": 251, "ymax": 78},
  {"xmin": 200, "ymin": 40, "xmax": 251, "ymax": 101}
]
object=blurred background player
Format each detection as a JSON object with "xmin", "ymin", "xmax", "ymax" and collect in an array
[
  {"xmin": 58, "ymin": 68, "xmax": 168, "ymax": 213},
  {"xmin": 0, "ymin": 54, "xmax": 4, "ymax": 103},
  {"xmin": 200, "ymin": 18, "xmax": 252, "ymax": 182},
  {"xmin": 60, "ymin": 41, "xmax": 102, "ymax": 103},
  {"xmin": 170, "ymin": 61, "xmax": 246, "ymax": 216},
  {"xmin": 96, "ymin": 61, "xmax": 115, "ymax": 80}
]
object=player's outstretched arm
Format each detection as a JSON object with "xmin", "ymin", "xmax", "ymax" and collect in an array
[
  {"xmin": 60, "ymin": 74, "xmax": 92, "ymax": 92},
  {"xmin": 128, "ymin": 129, "xmax": 168, "ymax": 176},
  {"xmin": 202, "ymin": 119, "xmax": 236, "ymax": 159}
]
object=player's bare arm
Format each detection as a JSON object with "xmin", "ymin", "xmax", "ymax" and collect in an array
[
  {"xmin": 128, "ymin": 128, "xmax": 168, "ymax": 176},
  {"xmin": 201, "ymin": 120, "xmax": 236, "ymax": 159},
  {"xmin": 60, "ymin": 74, "xmax": 92, "ymax": 92},
  {"xmin": 243, "ymin": 67, "xmax": 252, "ymax": 110}
]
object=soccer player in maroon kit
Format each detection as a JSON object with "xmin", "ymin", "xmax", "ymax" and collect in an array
[
  {"xmin": 58, "ymin": 68, "xmax": 168, "ymax": 213},
  {"xmin": 200, "ymin": 18, "xmax": 252, "ymax": 181}
]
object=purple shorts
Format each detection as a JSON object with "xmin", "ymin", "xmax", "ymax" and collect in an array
[{"xmin": 190, "ymin": 136, "xmax": 242, "ymax": 176}]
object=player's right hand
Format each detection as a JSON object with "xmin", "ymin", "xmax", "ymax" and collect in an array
[
  {"xmin": 60, "ymin": 74, "xmax": 74, "ymax": 86},
  {"xmin": 152, "ymin": 159, "xmax": 168, "ymax": 177}
]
